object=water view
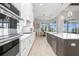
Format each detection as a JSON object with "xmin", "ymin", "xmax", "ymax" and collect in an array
[
  {"xmin": 64, "ymin": 24, "xmax": 79, "ymax": 33},
  {"xmin": 48, "ymin": 23, "xmax": 79, "ymax": 33}
]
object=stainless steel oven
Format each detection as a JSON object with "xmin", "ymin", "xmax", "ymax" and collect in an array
[
  {"xmin": 0, "ymin": 38, "xmax": 19, "ymax": 56},
  {"xmin": 0, "ymin": 13, "xmax": 19, "ymax": 56},
  {"xmin": 0, "ymin": 3, "xmax": 21, "ymax": 56}
]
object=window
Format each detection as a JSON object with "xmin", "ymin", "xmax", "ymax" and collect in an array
[
  {"xmin": 0, "ymin": 23, "xmax": 2, "ymax": 28},
  {"xmin": 40, "ymin": 24, "xmax": 47, "ymax": 32},
  {"xmin": 48, "ymin": 21, "xmax": 56, "ymax": 32},
  {"xmin": 0, "ymin": 19, "xmax": 3, "ymax": 28},
  {"xmin": 64, "ymin": 20, "xmax": 79, "ymax": 34}
]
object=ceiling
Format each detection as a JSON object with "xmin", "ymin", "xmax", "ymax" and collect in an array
[
  {"xmin": 65, "ymin": 5, "xmax": 79, "ymax": 12},
  {"xmin": 12, "ymin": 3, "xmax": 70, "ymax": 21},
  {"xmin": 61, "ymin": 5, "xmax": 79, "ymax": 20},
  {"xmin": 32, "ymin": 3, "xmax": 70, "ymax": 21}
]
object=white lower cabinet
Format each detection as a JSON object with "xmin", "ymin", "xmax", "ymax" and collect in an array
[{"xmin": 20, "ymin": 32, "xmax": 35, "ymax": 56}]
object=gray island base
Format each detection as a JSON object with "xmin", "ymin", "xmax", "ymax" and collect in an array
[{"xmin": 47, "ymin": 32, "xmax": 79, "ymax": 56}]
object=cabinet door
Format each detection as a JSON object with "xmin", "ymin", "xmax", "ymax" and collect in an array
[
  {"xmin": 47, "ymin": 34, "xmax": 57, "ymax": 53},
  {"xmin": 47, "ymin": 33, "xmax": 51, "ymax": 44},
  {"xmin": 25, "ymin": 37, "xmax": 30, "ymax": 55},
  {"xmin": 20, "ymin": 39, "xmax": 26, "ymax": 53},
  {"xmin": 48, "ymin": 36, "xmax": 52, "ymax": 45},
  {"xmin": 56, "ymin": 38, "xmax": 64, "ymax": 56},
  {"xmin": 51, "ymin": 36, "xmax": 57, "ymax": 53},
  {"xmin": 21, "ymin": 49, "xmax": 28, "ymax": 56},
  {"xmin": 25, "ymin": 35, "xmax": 33, "ymax": 55}
]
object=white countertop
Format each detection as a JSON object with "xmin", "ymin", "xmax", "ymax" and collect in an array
[
  {"xmin": 20, "ymin": 33, "xmax": 32, "ymax": 40},
  {"xmin": 48, "ymin": 32, "xmax": 79, "ymax": 39}
]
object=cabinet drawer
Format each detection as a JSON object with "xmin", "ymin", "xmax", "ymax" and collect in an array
[
  {"xmin": 20, "ymin": 39, "xmax": 26, "ymax": 51},
  {"xmin": 64, "ymin": 39, "xmax": 79, "ymax": 56},
  {"xmin": 64, "ymin": 40, "xmax": 79, "ymax": 47}
]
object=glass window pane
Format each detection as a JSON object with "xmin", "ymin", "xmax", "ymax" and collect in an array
[
  {"xmin": 0, "ymin": 23, "xmax": 2, "ymax": 28},
  {"xmin": 48, "ymin": 22, "xmax": 56, "ymax": 32}
]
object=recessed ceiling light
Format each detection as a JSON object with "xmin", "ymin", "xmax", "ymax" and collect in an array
[
  {"xmin": 61, "ymin": 3, "xmax": 64, "ymax": 5},
  {"xmin": 39, "ymin": 4, "xmax": 43, "ymax": 6}
]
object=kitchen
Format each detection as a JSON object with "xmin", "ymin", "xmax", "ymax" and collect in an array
[
  {"xmin": 0, "ymin": 3, "xmax": 35, "ymax": 56},
  {"xmin": 0, "ymin": 3, "xmax": 79, "ymax": 56}
]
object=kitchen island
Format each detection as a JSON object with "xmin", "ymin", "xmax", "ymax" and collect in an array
[{"xmin": 47, "ymin": 32, "xmax": 79, "ymax": 56}]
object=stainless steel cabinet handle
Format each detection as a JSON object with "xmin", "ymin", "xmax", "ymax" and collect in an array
[{"xmin": 71, "ymin": 43, "xmax": 76, "ymax": 47}]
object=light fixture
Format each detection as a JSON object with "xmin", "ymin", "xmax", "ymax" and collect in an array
[
  {"xmin": 67, "ymin": 11, "xmax": 72, "ymax": 17},
  {"xmin": 39, "ymin": 3, "xmax": 43, "ymax": 6}
]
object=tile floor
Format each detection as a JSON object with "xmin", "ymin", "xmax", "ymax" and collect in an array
[{"xmin": 28, "ymin": 36, "xmax": 56, "ymax": 56}]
